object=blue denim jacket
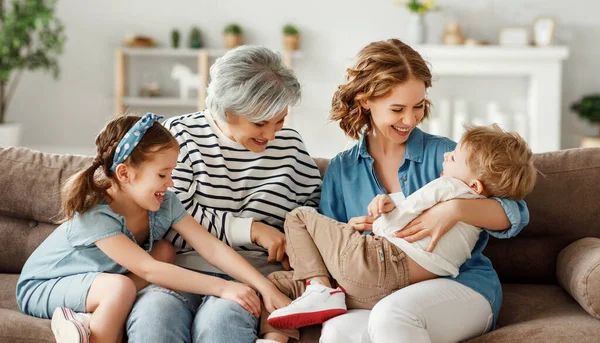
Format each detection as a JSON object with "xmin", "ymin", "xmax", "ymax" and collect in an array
[{"xmin": 319, "ymin": 128, "xmax": 529, "ymax": 329}]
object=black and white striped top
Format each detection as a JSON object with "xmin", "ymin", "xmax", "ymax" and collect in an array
[{"xmin": 163, "ymin": 111, "xmax": 322, "ymax": 258}]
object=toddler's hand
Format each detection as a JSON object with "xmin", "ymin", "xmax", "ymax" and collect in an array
[
  {"xmin": 262, "ymin": 285, "xmax": 292, "ymax": 314},
  {"xmin": 348, "ymin": 216, "xmax": 376, "ymax": 232},
  {"xmin": 367, "ymin": 194, "xmax": 396, "ymax": 217},
  {"xmin": 220, "ymin": 281, "xmax": 261, "ymax": 317}
]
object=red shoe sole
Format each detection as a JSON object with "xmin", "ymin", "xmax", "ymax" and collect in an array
[{"xmin": 267, "ymin": 308, "xmax": 347, "ymax": 329}]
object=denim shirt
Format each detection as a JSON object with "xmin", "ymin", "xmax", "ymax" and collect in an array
[{"xmin": 319, "ymin": 128, "xmax": 529, "ymax": 329}]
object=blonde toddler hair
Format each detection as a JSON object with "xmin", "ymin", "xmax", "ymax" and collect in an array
[{"xmin": 461, "ymin": 124, "xmax": 537, "ymax": 200}]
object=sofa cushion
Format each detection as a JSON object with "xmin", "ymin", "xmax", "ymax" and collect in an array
[
  {"xmin": 466, "ymin": 283, "xmax": 600, "ymax": 342},
  {"xmin": 0, "ymin": 274, "xmax": 53, "ymax": 342},
  {"xmin": 0, "ymin": 274, "xmax": 19, "ymax": 311},
  {"xmin": 0, "ymin": 147, "xmax": 92, "ymax": 225},
  {"xmin": 557, "ymin": 237, "xmax": 600, "ymax": 319},
  {"xmin": 0, "ymin": 216, "xmax": 58, "ymax": 273},
  {"xmin": 484, "ymin": 148, "xmax": 600, "ymax": 284},
  {"xmin": 0, "ymin": 308, "xmax": 53, "ymax": 343}
]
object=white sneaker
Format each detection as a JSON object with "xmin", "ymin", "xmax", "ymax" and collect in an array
[
  {"xmin": 255, "ymin": 339, "xmax": 281, "ymax": 343},
  {"xmin": 51, "ymin": 307, "xmax": 91, "ymax": 343},
  {"xmin": 267, "ymin": 280, "xmax": 347, "ymax": 329}
]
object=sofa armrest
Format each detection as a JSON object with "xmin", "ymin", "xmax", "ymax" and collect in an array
[{"xmin": 557, "ymin": 237, "xmax": 600, "ymax": 319}]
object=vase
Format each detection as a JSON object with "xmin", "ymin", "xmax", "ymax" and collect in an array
[{"xmin": 406, "ymin": 13, "xmax": 427, "ymax": 45}]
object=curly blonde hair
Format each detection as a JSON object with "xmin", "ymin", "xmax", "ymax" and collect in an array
[
  {"xmin": 461, "ymin": 124, "xmax": 537, "ymax": 201},
  {"xmin": 330, "ymin": 38, "xmax": 433, "ymax": 140}
]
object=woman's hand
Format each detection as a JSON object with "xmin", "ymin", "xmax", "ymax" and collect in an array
[
  {"xmin": 348, "ymin": 216, "xmax": 376, "ymax": 232},
  {"xmin": 261, "ymin": 285, "xmax": 292, "ymax": 314},
  {"xmin": 395, "ymin": 200, "xmax": 459, "ymax": 252},
  {"xmin": 251, "ymin": 222, "xmax": 291, "ymax": 270},
  {"xmin": 220, "ymin": 281, "xmax": 262, "ymax": 317},
  {"xmin": 367, "ymin": 194, "xmax": 396, "ymax": 218}
]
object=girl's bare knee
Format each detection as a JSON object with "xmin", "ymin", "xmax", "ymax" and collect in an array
[
  {"xmin": 151, "ymin": 239, "xmax": 176, "ymax": 264},
  {"xmin": 107, "ymin": 274, "xmax": 137, "ymax": 304},
  {"xmin": 87, "ymin": 273, "xmax": 137, "ymax": 312}
]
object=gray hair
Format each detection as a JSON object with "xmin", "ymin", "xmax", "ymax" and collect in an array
[{"xmin": 205, "ymin": 45, "xmax": 301, "ymax": 122}]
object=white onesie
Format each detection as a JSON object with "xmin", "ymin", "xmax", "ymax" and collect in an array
[{"xmin": 373, "ymin": 176, "xmax": 484, "ymax": 277}]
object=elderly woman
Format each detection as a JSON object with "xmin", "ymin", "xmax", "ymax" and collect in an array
[{"xmin": 125, "ymin": 46, "xmax": 322, "ymax": 343}]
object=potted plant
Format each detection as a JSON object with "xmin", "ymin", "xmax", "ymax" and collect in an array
[
  {"xmin": 0, "ymin": 0, "xmax": 66, "ymax": 147},
  {"xmin": 282, "ymin": 24, "xmax": 300, "ymax": 50},
  {"xmin": 571, "ymin": 94, "xmax": 600, "ymax": 147},
  {"xmin": 223, "ymin": 23, "xmax": 243, "ymax": 49},
  {"xmin": 189, "ymin": 27, "xmax": 203, "ymax": 49},
  {"xmin": 171, "ymin": 29, "xmax": 181, "ymax": 48}
]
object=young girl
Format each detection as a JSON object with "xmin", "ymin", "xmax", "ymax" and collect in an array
[{"xmin": 16, "ymin": 113, "xmax": 291, "ymax": 343}]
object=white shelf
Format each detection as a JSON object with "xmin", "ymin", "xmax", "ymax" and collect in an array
[
  {"xmin": 414, "ymin": 45, "xmax": 569, "ymax": 61},
  {"xmin": 123, "ymin": 96, "xmax": 198, "ymax": 107},
  {"xmin": 120, "ymin": 47, "xmax": 303, "ymax": 59}
]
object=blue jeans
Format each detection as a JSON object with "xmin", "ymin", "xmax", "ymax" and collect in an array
[{"xmin": 126, "ymin": 273, "xmax": 259, "ymax": 343}]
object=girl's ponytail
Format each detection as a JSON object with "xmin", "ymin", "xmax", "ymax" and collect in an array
[{"xmin": 60, "ymin": 154, "xmax": 110, "ymax": 221}]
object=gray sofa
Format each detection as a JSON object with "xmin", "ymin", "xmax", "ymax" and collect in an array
[{"xmin": 1, "ymin": 146, "xmax": 600, "ymax": 342}]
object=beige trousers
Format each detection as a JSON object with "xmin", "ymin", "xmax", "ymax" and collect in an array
[{"xmin": 261, "ymin": 208, "xmax": 410, "ymax": 340}]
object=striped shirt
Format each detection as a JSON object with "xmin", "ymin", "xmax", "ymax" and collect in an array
[{"xmin": 163, "ymin": 111, "xmax": 322, "ymax": 272}]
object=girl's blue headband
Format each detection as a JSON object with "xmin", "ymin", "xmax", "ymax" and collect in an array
[{"xmin": 110, "ymin": 113, "xmax": 164, "ymax": 172}]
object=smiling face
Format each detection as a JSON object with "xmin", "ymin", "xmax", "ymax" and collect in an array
[
  {"xmin": 221, "ymin": 108, "xmax": 288, "ymax": 153},
  {"xmin": 363, "ymin": 78, "xmax": 426, "ymax": 145},
  {"xmin": 123, "ymin": 147, "xmax": 178, "ymax": 211}
]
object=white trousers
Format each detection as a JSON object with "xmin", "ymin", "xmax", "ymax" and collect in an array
[{"xmin": 320, "ymin": 278, "xmax": 493, "ymax": 343}]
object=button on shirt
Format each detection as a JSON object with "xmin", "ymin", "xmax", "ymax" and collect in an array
[{"xmin": 319, "ymin": 128, "xmax": 530, "ymax": 329}]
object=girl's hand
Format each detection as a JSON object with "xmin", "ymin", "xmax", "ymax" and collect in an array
[
  {"xmin": 348, "ymin": 216, "xmax": 376, "ymax": 232},
  {"xmin": 261, "ymin": 285, "xmax": 292, "ymax": 314},
  {"xmin": 367, "ymin": 194, "xmax": 396, "ymax": 218},
  {"xmin": 220, "ymin": 281, "xmax": 262, "ymax": 318},
  {"xmin": 395, "ymin": 200, "xmax": 459, "ymax": 252}
]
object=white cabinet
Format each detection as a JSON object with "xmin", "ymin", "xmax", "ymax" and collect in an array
[{"xmin": 415, "ymin": 45, "xmax": 569, "ymax": 153}]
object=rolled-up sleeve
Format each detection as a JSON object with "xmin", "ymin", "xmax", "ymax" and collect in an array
[{"xmin": 486, "ymin": 198, "xmax": 530, "ymax": 239}]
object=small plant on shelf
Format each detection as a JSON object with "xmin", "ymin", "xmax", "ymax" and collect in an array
[
  {"xmin": 223, "ymin": 23, "xmax": 243, "ymax": 49},
  {"xmin": 171, "ymin": 29, "xmax": 180, "ymax": 48},
  {"xmin": 405, "ymin": 0, "xmax": 436, "ymax": 14},
  {"xmin": 189, "ymin": 27, "xmax": 203, "ymax": 49},
  {"xmin": 282, "ymin": 24, "xmax": 300, "ymax": 50}
]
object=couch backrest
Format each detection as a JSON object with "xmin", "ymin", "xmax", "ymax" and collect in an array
[
  {"xmin": 1, "ymin": 147, "xmax": 599, "ymax": 284},
  {"xmin": 487, "ymin": 148, "xmax": 600, "ymax": 283},
  {"xmin": 0, "ymin": 147, "xmax": 92, "ymax": 272}
]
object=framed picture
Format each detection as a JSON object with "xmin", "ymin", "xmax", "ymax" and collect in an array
[
  {"xmin": 498, "ymin": 27, "xmax": 529, "ymax": 47},
  {"xmin": 533, "ymin": 17, "xmax": 556, "ymax": 46}
]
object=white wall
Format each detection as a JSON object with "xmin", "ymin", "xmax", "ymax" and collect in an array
[{"xmin": 8, "ymin": 0, "xmax": 600, "ymax": 157}]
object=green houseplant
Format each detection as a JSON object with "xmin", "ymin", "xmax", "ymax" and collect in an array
[
  {"xmin": 189, "ymin": 27, "xmax": 203, "ymax": 49},
  {"xmin": 571, "ymin": 94, "xmax": 600, "ymax": 147},
  {"xmin": 0, "ymin": 0, "xmax": 66, "ymax": 145},
  {"xmin": 223, "ymin": 23, "xmax": 243, "ymax": 49},
  {"xmin": 282, "ymin": 24, "xmax": 300, "ymax": 50},
  {"xmin": 406, "ymin": 0, "xmax": 435, "ymax": 14},
  {"xmin": 171, "ymin": 29, "xmax": 180, "ymax": 48}
]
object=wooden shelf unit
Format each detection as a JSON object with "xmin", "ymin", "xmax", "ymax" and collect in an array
[{"xmin": 114, "ymin": 47, "xmax": 298, "ymax": 116}]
